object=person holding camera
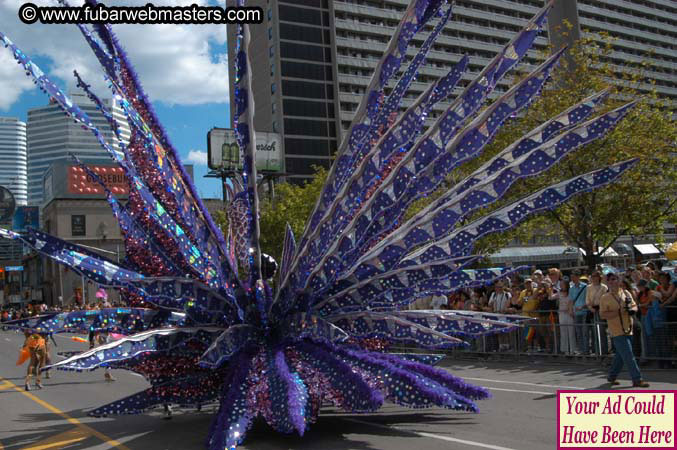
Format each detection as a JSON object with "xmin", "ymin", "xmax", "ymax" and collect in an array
[
  {"xmin": 599, "ymin": 273, "xmax": 649, "ymax": 387},
  {"xmin": 585, "ymin": 271, "xmax": 608, "ymax": 355}
]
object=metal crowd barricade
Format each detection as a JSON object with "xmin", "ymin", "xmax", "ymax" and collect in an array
[{"xmin": 413, "ymin": 307, "xmax": 677, "ymax": 365}]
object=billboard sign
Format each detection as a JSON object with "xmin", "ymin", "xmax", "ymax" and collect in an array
[
  {"xmin": 208, "ymin": 128, "xmax": 281, "ymax": 172},
  {"xmin": 68, "ymin": 165, "xmax": 129, "ymax": 195},
  {"xmin": 12, "ymin": 206, "xmax": 39, "ymax": 232},
  {"xmin": 0, "ymin": 186, "xmax": 16, "ymax": 223}
]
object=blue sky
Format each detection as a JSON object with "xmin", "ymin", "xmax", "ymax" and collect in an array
[{"xmin": 0, "ymin": 0, "xmax": 231, "ymax": 199}]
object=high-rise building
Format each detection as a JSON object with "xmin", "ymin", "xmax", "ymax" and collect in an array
[
  {"xmin": 26, "ymin": 92, "xmax": 131, "ymax": 206},
  {"xmin": 230, "ymin": 0, "xmax": 676, "ymax": 182},
  {"xmin": 0, "ymin": 117, "xmax": 27, "ymax": 206}
]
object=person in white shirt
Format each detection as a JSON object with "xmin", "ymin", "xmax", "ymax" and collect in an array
[
  {"xmin": 431, "ymin": 294, "xmax": 448, "ymax": 309},
  {"xmin": 488, "ymin": 281, "xmax": 512, "ymax": 351}
]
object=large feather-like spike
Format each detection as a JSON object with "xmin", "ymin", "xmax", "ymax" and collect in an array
[
  {"xmin": 291, "ymin": 40, "xmax": 563, "ymax": 303},
  {"xmin": 275, "ymin": 58, "xmax": 469, "ymax": 314},
  {"xmin": 263, "ymin": 349, "xmax": 307, "ymax": 435},
  {"xmin": 450, "ymin": 90, "xmax": 610, "ymax": 198},
  {"xmin": 45, "ymin": 327, "xmax": 221, "ymax": 372},
  {"xmin": 66, "ymin": 9, "xmax": 239, "ymax": 289},
  {"xmin": 317, "ymin": 266, "xmax": 522, "ymax": 315},
  {"xmin": 3, "ymin": 308, "xmax": 183, "ymax": 336},
  {"xmin": 233, "ymin": 21, "xmax": 262, "ymax": 281},
  {"xmin": 279, "ymin": 224, "xmax": 296, "ymax": 284},
  {"xmin": 294, "ymin": 341, "xmax": 384, "ymax": 412},
  {"xmin": 281, "ymin": 0, "xmax": 444, "ymax": 296},
  {"xmin": 207, "ymin": 352, "xmax": 254, "ymax": 450},
  {"xmin": 198, "ymin": 325, "xmax": 257, "ymax": 369},
  {"xmin": 89, "ymin": 373, "xmax": 222, "ymax": 416},
  {"xmin": 326, "ymin": 50, "xmax": 565, "ymax": 283},
  {"xmin": 364, "ymin": 102, "xmax": 636, "ymax": 258},
  {"xmin": 322, "ymin": 342, "xmax": 479, "ymax": 411},
  {"xmin": 327, "ymin": 312, "xmax": 466, "ymax": 348},
  {"xmin": 330, "ymin": 310, "xmax": 519, "ymax": 341},
  {"xmin": 0, "ymin": 34, "xmax": 230, "ymax": 291},
  {"xmin": 354, "ymin": 160, "xmax": 638, "ymax": 274},
  {"xmin": 369, "ymin": 352, "xmax": 489, "ymax": 399},
  {"xmin": 281, "ymin": 313, "xmax": 348, "ymax": 343}
]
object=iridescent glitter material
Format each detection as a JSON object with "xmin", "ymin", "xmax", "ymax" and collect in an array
[{"xmin": 0, "ymin": 0, "xmax": 641, "ymax": 448}]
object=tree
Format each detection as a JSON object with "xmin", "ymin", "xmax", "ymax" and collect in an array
[{"xmin": 464, "ymin": 32, "xmax": 677, "ymax": 270}]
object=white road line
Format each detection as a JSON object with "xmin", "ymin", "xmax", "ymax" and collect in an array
[
  {"xmin": 486, "ymin": 387, "xmax": 552, "ymax": 395},
  {"xmin": 344, "ymin": 418, "xmax": 517, "ymax": 450},
  {"xmin": 462, "ymin": 377, "xmax": 581, "ymax": 390}
]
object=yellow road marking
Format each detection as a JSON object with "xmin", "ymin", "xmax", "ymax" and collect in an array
[
  {"xmin": 21, "ymin": 428, "xmax": 89, "ymax": 450},
  {"xmin": 0, "ymin": 380, "xmax": 13, "ymax": 390},
  {"xmin": 0, "ymin": 376, "xmax": 131, "ymax": 450}
]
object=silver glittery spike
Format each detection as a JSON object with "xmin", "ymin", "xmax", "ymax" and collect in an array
[
  {"xmin": 573, "ymin": 127, "xmax": 589, "ymax": 139},
  {"xmin": 504, "ymin": 44, "xmax": 518, "ymax": 60},
  {"xmin": 478, "ymin": 122, "xmax": 490, "ymax": 137},
  {"xmin": 557, "ymin": 115, "xmax": 570, "ymax": 126}
]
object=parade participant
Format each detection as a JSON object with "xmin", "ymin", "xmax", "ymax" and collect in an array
[
  {"xmin": 600, "ymin": 273, "xmax": 649, "ymax": 387},
  {"xmin": 23, "ymin": 330, "xmax": 46, "ymax": 391},
  {"xmin": 90, "ymin": 331, "xmax": 116, "ymax": 382}
]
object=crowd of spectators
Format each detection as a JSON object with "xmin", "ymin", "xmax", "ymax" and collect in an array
[{"xmin": 414, "ymin": 263, "xmax": 677, "ymax": 367}]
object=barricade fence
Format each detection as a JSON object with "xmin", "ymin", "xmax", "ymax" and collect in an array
[{"xmin": 449, "ymin": 308, "xmax": 677, "ymax": 363}]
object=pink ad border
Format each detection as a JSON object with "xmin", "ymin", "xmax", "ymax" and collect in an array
[{"xmin": 556, "ymin": 390, "xmax": 676, "ymax": 450}]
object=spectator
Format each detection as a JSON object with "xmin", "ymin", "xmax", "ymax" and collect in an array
[
  {"xmin": 637, "ymin": 279, "xmax": 653, "ymax": 361},
  {"xmin": 430, "ymin": 293, "xmax": 448, "ymax": 310},
  {"xmin": 600, "ymin": 273, "xmax": 649, "ymax": 387},
  {"xmin": 586, "ymin": 271, "xmax": 609, "ymax": 355},
  {"xmin": 488, "ymin": 281, "xmax": 512, "ymax": 351},
  {"xmin": 520, "ymin": 279, "xmax": 540, "ymax": 351},
  {"xmin": 532, "ymin": 269, "xmax": 544, "ymax": 284},
  {"xmin": 623, "ymin": 279, "xmax": 642, "ymax": 359},
  {"xmin": 570, "ymin": 270, "xmax": 589, "ymax": 355},
  {"xmin": 558, "ymin": 280, "xmax": 576, "ymax": 355},
  {"xmin": 535, "ymin": 280, "xmax": 554, "ymax": 352}
]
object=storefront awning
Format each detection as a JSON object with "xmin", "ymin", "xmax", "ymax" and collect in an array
[
  {"xmin": 579, "ymin": 247, "xmax": 619, "ymax": 257},
  {"xmin": 634, "ymin": 244, "xmax": 661, "ymax": 255},
  {"xmin": 490, "ymin": 246, "xmax": 582, "ymax": 263}
]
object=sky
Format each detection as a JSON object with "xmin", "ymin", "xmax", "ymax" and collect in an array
[{"xmin": 0, "ymin": 0, "xmax": 231, "ymax": 199}]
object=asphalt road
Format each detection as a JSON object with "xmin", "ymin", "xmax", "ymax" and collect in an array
[{"xmin": 1, "ymin": 329, "xmax": 675, "ymax": 450}]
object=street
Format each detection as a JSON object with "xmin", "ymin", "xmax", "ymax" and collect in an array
[{"xmin": 1, "ymin": 329, "xmax": 675, "ymax": 450}]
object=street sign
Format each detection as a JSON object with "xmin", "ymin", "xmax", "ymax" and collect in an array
[
  {"xmin": 5, "ymin": 266, "xmax": 23, "ymax": 271},
  {"xmin": 0, "ymin": 186, "xmax": 16, "ymax": 223},
  {"xmin": 208, "ymin": 128, "xmax": 282, "ymax": 172}
]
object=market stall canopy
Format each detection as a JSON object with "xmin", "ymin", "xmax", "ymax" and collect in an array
[{"xmin": 634, "ymin": 244, "xmax": 661, "ymax": 256}]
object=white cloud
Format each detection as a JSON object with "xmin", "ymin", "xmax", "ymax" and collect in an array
[
  {"xmin": 186, "ymin": 149, "xmax": 208, "ymax": 165},
  {"xmin": 0, "ymin": 0, "xmax": 229, "ymax": 110}
]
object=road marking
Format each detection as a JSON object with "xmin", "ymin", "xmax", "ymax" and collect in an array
[
  {"xmin": 0, "ymin": 380, "xmax": 14, "ymax": 390},
  {"xmin": 486, "ymin": 387, "xmax": 553, "ymax": 396},
  {"xmin": 0, "ymin": 376, "xmax": 131, "ymax": 450},
  {"xmin": 462, "ymin": 377, "xmax": 581, "ymax": 390},
  {"xmin": 344, "ymin": 418, "xmax": 517, "ymax": 450},
  {"xmin": 21, "ymin": 428, "xmax": 89, "ymax": 450}
]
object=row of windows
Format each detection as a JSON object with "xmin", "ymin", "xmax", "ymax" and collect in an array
[
  {"xmin": 281, "ymin": 61, "xmax": 333, "ymax": 81},
  {"xmin": 281, "ymin": 42, "xmax": 332, "ymax": 63},
  {"xmin": 283, "ymin": 99, "xmax": 336, "ymax": 119},
  {"xmin": 285, "ymin": 156, "xmax": 331, "ymax": 175},
  {"xmin": 285, "ymin": 138, "xmax": 337, "ymax": 157},
  {"xmin": 279, "ymin": 0, "xmax": 329, "ymax": 11},
  {"xmin": 279, "ymin": 4, "xmax": 330, "ymax": 27},
  {"xmin": 279, "ymin": 23, "xmax": 330, "ymax": 44},
  {"xmin": 282, "ymin": 80, "xmax": 335, "ymax": 100},
  {"xmin": 579, "ymin": 0, "xmax": 676, "ymax": 26},
  {"xmin": 284, "ymin": 118, "xmax": 337, "ymax": 138}
]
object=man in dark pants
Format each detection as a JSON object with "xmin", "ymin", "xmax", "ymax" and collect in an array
[{"xmin": 600, "ymin": 274, "xmax": 649, "ymax": 387}]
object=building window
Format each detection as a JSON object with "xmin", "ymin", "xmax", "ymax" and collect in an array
[
  {"xmin": 267, "ymin": 8, "xmax": 272, "ymax": 20},
  {"xmin": 268, "ymin": 27, "xmax": 273, "ymax": 40},
  {"xmin": 71, "ymin": 215, "xmax": 86, "ymax": 237},
  {"xmin": 272, "ymin": 102, "xmax": 277, "ymax": 115},
  {"xmin": 269, "ymin": 46, "xmax": 275, "ymax": 58},
  {"xmin": 270, "ymin": 63, "xmax": 275, "ymax": 77},
  {"xmin": 279, "ymin": 23, "xmax": 323, "ymax": 43},
  {"xmin": 281, "ymin": 61, "xmax": 326, "ymax": 80},
  {"xmin": 280, "ymin": 42, "xmax": 328, "ymax": 62},
  {"xmin": 278, "ymin": 4, "xmax": 321, "ymax": 25},
  {"xmin": 271, "ymin": 83, "xmax": 276, "ymax": 94}
]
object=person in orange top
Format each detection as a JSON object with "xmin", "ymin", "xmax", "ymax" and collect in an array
[{"xmin": 23, "ymin": 330, "xmax": 46, "ymax": 391}]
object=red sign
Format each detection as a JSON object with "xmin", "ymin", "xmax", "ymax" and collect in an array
[{"xmin": 68, "ymin": 165, "xmax": 129, "ymax": 195}]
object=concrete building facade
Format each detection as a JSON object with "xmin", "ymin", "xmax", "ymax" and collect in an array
[{"xmin": 26, "ymin": 93, "xmax": 131, "ymax": 206}]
